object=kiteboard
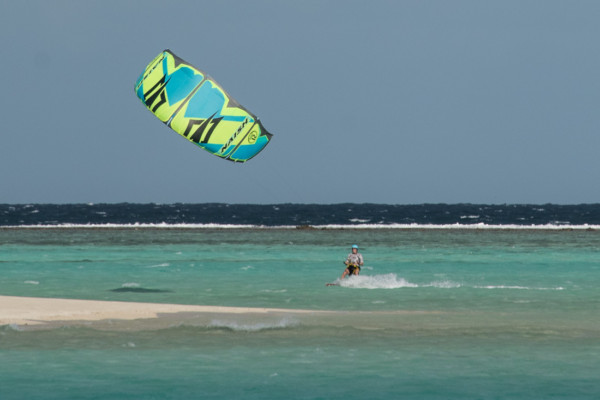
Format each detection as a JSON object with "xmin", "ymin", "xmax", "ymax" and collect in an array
[{"xmin": 325, "ymin": 283, "xmax": 339, "ymax": 287}]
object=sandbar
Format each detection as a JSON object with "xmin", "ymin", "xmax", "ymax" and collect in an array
[
  {"xmin": 0, "ymin": 295, "xmax": 322, "ymax": 328},
  {"xmin": 0, "ymin": 296, "xmax": 442, "ymax": 333}
]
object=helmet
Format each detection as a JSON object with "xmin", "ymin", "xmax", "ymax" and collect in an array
[{"xmin": 351, "ymin": 244, "xmax": 359, "ymax": 249}]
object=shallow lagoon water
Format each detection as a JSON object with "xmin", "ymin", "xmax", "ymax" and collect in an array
[{"xmin": 1, "ymin": 227, "xmax": 599, "ymax": 399}]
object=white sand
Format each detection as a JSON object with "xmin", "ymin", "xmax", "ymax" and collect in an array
[{"xmin": 0, "ymin": 295, "xmax": 320, "ymax": 326}]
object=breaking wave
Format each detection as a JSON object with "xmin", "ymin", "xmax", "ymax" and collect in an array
[{"xmin": 208, "ymin": 317, "xmax": 299, "ymax": 332}]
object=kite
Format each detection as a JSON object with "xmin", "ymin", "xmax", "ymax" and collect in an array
[{"xmin": 134, "ymin": 50, "xmax": 273, "ymax": 162}]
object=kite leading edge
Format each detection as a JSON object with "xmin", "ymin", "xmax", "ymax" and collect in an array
[{"xmin": 134, "ymin": 50, "xmax": 273, "ymax": 162}]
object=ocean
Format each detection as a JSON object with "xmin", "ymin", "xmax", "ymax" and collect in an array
[{"xmin": 1, "ymin": 203, "xmax": 599, "ymax": 399}]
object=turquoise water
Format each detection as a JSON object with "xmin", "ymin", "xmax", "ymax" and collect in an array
[{"xmin": 1, "ymin": 228, "xmax": 599, "ymax": 399}]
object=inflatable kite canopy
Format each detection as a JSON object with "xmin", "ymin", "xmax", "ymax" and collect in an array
[{"xmin": 135, "ymin": 50, "xmax": 273, "ymax": 162}]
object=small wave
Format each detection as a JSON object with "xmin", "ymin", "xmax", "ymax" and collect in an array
[
  {"xmin": 146, "ymin": 263, "xmax": 170, "ymax": 268},
  {"xmin": 110, "ymin": 287, "xmax": 171, "ymax": 293},
  {"xmin": 24, "ymin": 280, "xmax": 39, "ymax": 285},
  {"xmin": 339, "ymin": 274, "xmax": 418, "ymax": 289},
  {"xmin": 260, "ymin": 289, "xmax": 288, "ymax": 293},
  {"xmin": 474, "ymin": 285, "xmax": 564, "ymax": 291},
  {"xmin": 425, "ymin": 280, "xmax": 462, "ymax": 289},
  {"xmin": 1, "ymin": 324, "xmax": 24, "ymax": 332},
  {"xmin": 349, "ymin": 218, "xmax": 371, "ymax": 223},
  {"xmin": 112, "ymin": 282, "xmax": 171, "ymax": 293},
  {"xmin": 208, "ymin": 317, "xmax": 298, "ymax": 332}
]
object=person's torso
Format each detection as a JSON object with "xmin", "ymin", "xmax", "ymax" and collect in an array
[{"xmin": 347, "ymin": 253, "xmax": 362, "ymax": 265}]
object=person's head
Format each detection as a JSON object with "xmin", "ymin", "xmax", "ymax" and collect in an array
[{"xmin": 351, "ymin": 244, "xmax": 358, "ymax": 253}]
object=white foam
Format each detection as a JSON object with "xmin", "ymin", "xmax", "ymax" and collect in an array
[
  {"xmin": 339, "ymin": 273, "xmax": 418, "ymax": 289},
  {"xmin": 208, "ymin": 317, "xmax": 298, "ymax": 331},
  {"xmin": 146, "ymin": 263, "xmax": 170, "ymax": 268},
  {"xmin": 24, "ymin": 280, "xmax": 39, "ymax": 285},
  {"xmin": 349, "ymin": 218, "xmax": 371, "ymax": 223},
  {"xmin": 426, "ymin": 280, "xmax": 462, "ymax": 289},
  {"xmin": 309, "ymin": 223, "xmax": 600, "ymax": 230},
  {"xmin": 121, "ymin": 282, "xmax": 140, "ymax": 288}
]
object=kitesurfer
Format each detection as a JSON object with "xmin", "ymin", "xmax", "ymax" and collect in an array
[{"xmin": 341, "ymin": 244, "xmax": 364, "ymax": 279}]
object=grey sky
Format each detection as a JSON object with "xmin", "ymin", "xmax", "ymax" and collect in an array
[{"xmin": 1, "ymin": 1, "xmax": 598, "ymax": 204}]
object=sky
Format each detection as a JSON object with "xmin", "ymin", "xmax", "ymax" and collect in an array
[{"xmin": 1, "ymin": 0, "xmax": 599, "ymax": 204}]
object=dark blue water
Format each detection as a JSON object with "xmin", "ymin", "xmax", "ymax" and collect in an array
[{"xmin": 1, "ymin": 203, "xmax": 599, "ymax": 226}]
